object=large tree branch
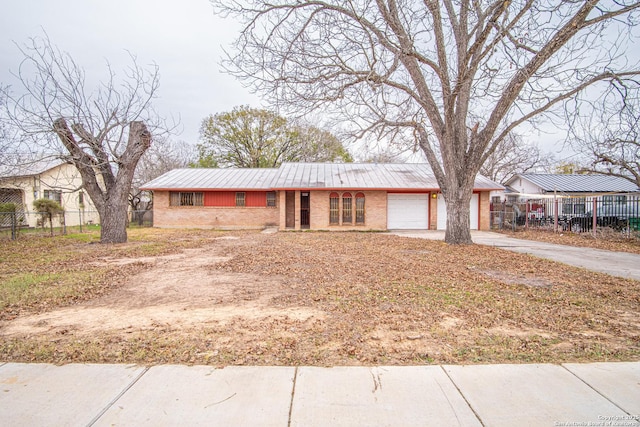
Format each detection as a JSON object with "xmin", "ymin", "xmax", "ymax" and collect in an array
[
  {"xmin": 481, "ymin": 1, "xmax": 640, "ymax": 146},
  {"xmin": 52, "ymin": 118, "xmax": 105, "ymax": 212},
  {"xmin": 487, "ymin": 71, "xmax": 640, "ymax": 166}
]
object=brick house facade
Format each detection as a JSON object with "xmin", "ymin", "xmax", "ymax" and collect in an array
[{"xmin": 142, "ymin": 163, "xmax": 502, "ymax": 231}]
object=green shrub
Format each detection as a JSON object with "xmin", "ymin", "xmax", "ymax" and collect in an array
[
  {"xmin": 0, "ymin": 202, "xmax": 17, "ymax": 213},
  {"xmin": 33, "ymin": 198, "xmax": 64, "ymax": 236}
]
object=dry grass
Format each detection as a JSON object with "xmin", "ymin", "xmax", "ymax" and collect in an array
[
  {"xmin": 0, "ymin": 228, "xmax": 231, "ymax": 318},
  {"xmin": 1, "ymin": 230, "xmax": 639, "ymax": 366}
]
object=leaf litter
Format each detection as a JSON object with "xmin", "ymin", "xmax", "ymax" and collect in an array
[{"xmin": 1, "ymin": 230, "xmax": 639, "ymax": 366}]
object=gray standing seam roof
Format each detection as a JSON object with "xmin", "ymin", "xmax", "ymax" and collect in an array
[
  {"xmin": 272, "ymin": 163, "xmax": 439, "ymax": 189},
  {"xmin": 141, "ymin": 163, "xmax": 504, "ymax": 191},
  {"xmin": 140, "ymin": 168, "xmax": 280, "ymax": 190},
  {"xmin": 517, "ymin": 174, "xmax": 639, "ymax": 193}
]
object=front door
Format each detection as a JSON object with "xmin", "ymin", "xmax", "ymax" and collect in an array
[
  {"xmin": 285, "ymin": 191, "xmax": 295, "ymax": 228},
  {"xmin": 300, "ymin": 192, "xmax": 310, "ymax": 229}
]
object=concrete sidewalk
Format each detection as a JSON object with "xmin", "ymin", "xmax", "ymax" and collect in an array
[
  {"xmin": 1, "ymin": 361, "xmax": 638, "ymax": 426},
  {"xmin": 392, "ymin": 231, "xmax": 640, "ymax": 281}
]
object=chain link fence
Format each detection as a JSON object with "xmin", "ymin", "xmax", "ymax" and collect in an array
[
  {"xmin": 0, "ymin": 209, "xmax": 153, "ymax": 240},
  {"xmin": 490, "ymin": 194, "xmax": 640, "ymax": 238}
]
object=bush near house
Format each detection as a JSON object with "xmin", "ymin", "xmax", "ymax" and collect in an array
[{"xmin": 33, "ymin": 198, "xmax": 64, "ymax": 236}]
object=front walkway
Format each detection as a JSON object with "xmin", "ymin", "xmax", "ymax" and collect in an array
[
  {"xmin": 392, "ymin": 230, "xmax": 640, "ymax": 281},
  {"xmin": 1, "ymin": 361, "xmax": 639, "ymax": 426}
]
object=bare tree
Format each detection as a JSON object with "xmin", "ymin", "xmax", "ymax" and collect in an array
[
  {"xmin": 212, "ymin": 0, "xmax": 640, "ymax": 244},
  {"xmin": 0, "ymin": 88, "xmax": 14, "ymax": 172},
  {"xmin": 571, "ymin": 88, "xmax": 640, "ymax": 188},
  {"xmin": 130, "ymin": 138, "xmax": 195, "ymax": 219},
  {"xmin": 480, "ymin": 133, "xmax": 554, "ymax": 184},
  {"xmin": 2, "ymin": 35, "xmax": 170, "ymax": 243}
]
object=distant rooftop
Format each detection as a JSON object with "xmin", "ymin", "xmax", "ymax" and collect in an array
[
  {"xmin": 141, "ymin": 163, "xmax": 503, "ymax": 191},
  {"xmin": 510, "ymin": 174, "xmax": 639, "ymax": 193},
  {"xmin": 0, "ymin": 159, "xmax": 66, "ymax": 179}
]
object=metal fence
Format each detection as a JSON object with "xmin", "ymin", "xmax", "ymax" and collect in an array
[
  {"xmin": 490, "ymin": 194, "xmax": 640, "ymax": 237},
  {"xmin": 0, "ymin": 209, "xmax": 153, "ymax": 240}
]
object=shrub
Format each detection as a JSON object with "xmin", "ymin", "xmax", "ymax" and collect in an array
[{"xmin": 33, "ymin": 198, "xmax": 64, "ymax": 236}]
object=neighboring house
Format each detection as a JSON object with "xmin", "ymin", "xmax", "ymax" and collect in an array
[
  {"xmin": 141, "ymin": 163, "xmax": 503, "ymax": 231},
  {"xmin": 502, "ymin": 173, "xmax": 640, "ymax": 218},
  {"xmin": 0, "ymin": 160, "xmax": 99, "ymax": 228}
]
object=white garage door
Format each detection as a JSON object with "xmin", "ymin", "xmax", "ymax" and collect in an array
[
  {"xmin": 387, "ymin": 193, "xmax": 429, "ymax": 229},
  {"xmin": 437, "ymin": 193, "xmax": 479, "ymax": 230}
]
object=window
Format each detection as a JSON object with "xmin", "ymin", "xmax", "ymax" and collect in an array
[
  {"xmin": 235, "ymin": 192, "xmax": 246, "ymax": 207},
  {"xmin": 43, "ymin": 190, "xmax": 62, "ymax": 204},
  {"xmin": 329, "ymin": 192, "xmax": 339, "ymax": 224},
  {"xmin": 562, "ymin": 201, "xmax": 586, "ymax": 215},
  {"xmin": 601, "ymin": 195, "xmax": 625, "ymax": 206},
  {"xmin": 266, "ymin": 191, "xmax": 276, "ymax": 207},
  {"xmin": 170, "ymin": 192, "xmax": 203, "ymax": 206},
  {"xmin": 355, "ymin": 192, "xmax": 365, "ymax": 224},
  {"xmin": 329, "ymin": 192, "xmax": 364, "ymax": 225},
  {"xmin": 571, "ymin": 198, "xmax": 586, "ymax": 214},
  {"xmin": 342, "ymin": 192, "xmax": 352, "ymax": 224}
]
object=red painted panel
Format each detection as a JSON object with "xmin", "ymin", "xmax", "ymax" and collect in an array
[
  {"xmin": 203, "ymin": 191, "xmax": 267, "ymax": 207},
  {"xmin": 204, "ymin": 192, "xmax": 235, "ymax": 207},
  {"xmin": 246, "ymin": 192, "xmax": 267, "ymax": 207}
]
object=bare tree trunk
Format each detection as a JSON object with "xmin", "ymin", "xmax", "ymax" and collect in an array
[
  {"xmin": 99, "ymin": 197, "xmax": 129, "ymax": 243},
  {"xmin": 443, "ymin": 186, "xmax": 473, "ymax": 245},
  {"xmin": 54, "ymin": 119, "xmax": 151, "ymax": 244}
]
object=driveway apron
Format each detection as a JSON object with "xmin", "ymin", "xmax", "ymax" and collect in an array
[{"xmin": 391, "ymin": 231, "xmax": 640, "ymax": 281}]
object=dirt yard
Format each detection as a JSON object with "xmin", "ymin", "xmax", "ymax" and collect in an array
[{"xmin": 1, "ymin": 230, "xmax": 639, "ymax": 366}]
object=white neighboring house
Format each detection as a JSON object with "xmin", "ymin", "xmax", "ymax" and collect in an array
[
  {"xmin": 0, "ymin": 160, "xmax": 99, "ymax": 228},
  {"xmin": 502, "ymin": 173, "xmax": 640, "ymax": 217}
]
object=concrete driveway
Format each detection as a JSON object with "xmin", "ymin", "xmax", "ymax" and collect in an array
[{"xmin": 391, "ymin": 230, "xmax": 640, "ymax": 281}]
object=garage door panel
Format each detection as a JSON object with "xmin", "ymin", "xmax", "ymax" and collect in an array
[{"xmin": 387, "ymin": 194, "xmax": 429, "ymax": 229}]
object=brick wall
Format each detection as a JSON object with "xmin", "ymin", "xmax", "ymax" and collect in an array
[
  {"xmin": 153, "ymin": 191, "xmax": 279, "ymax": 229},
  {"xmin": 429, "ymin": 192, "xmax": 438, "ymax": 229},
  {"xmin": 479, "ymin": 191, "xmax": 490, "ymax": 231},
  {"xmin": 154, "ymin": 189, "xmax": 492, "ymax": 231},
  {"xmin": 308, "ymin": 190, "xmax": 387, "ymax": 230}
]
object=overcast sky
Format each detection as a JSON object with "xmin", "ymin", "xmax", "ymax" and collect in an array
[
  {"xmin": 0, "ymin": 0, "xmax": 260, "ymax": 146},
  {"xmin": 0, "ymin": 0, "xmax": 605, "ymax": 163}
]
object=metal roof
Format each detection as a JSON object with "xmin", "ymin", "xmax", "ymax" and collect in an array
[
  {"xmin": 0, "ymin": 159, "xmax": 66, "ymax": 179},
  {"xmin": 140, "ymin": 168, "xmax": 280, "ymax": 190},
  {"xmin": 273, "ymin": 163, "xmax": 437, "ymax": 189},
  {"xmin": 273, "ymin": 162, "xmax": 501, "ymax": 190},
  {"xmin": 141, "ymin": 163, "xmax": 503, "ymax": 191},
  {"xmin": 512, "ymin": 174, "xmax": 639, "ymax": 193}
]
